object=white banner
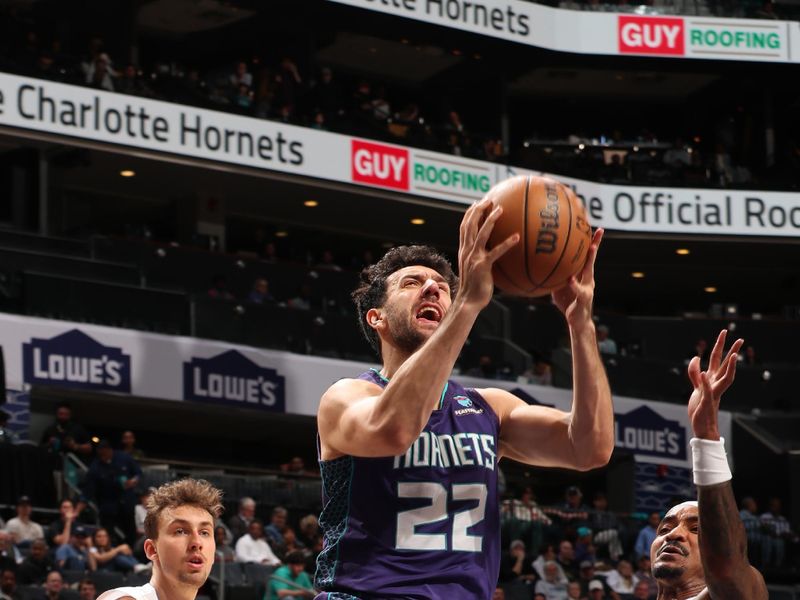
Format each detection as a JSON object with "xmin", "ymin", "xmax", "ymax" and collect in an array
[
  {"xmin": 1, "ymin": 72, "xmax": 798, "ymax": 236},
  {"xmin": 0, "ymin": 312, "xmax": 730, "ymax": 468},
  {"xmin": 327, "ymin": 0, "xmax": 800, "ymax": 63}
]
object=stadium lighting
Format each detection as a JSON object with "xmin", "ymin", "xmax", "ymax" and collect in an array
[
  {"xmin": 410, "ymin": 218, "xmax": 425, "ymax": 225},
  {"xmin": 275, "ymin": 230, "xmax": 289, "ymax": 238},
  {"xmin": 304, "ymin": 200, "xmax": 319, "ymax": 207},
  {"xmin": 704, "ymin": 286, "xmax": 717, "ymax": 293},
  {"xmin": 119, "ymin": 170, "xmax": 136, "ymax": 177},
  {"xmin": 631, "ymin": 272, "xmax": 645, "ymax": 279},
  {"xmin": 676, "ymin": 248, "xmax": 690, "ymax": 255}
]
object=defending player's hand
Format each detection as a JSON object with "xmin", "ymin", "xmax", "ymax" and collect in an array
[
  {"xmin": 457, "ymin": 198, "xmax": 519, "ymax": 310},
  {"xmin": 551, "ymin": 227, "xmax": 603, "ymax": 327},
  {"xmin": 687, "ymin": 329, "xmax": 743, "ymax": 440}
]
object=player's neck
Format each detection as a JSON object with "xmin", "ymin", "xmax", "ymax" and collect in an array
[
  {"xmin": 657, "ymin": 579, "xmax": 707, "ymax": 600},
  {"xmin": 379, "ymin": 348, "xmax": 411, "ymax": 381},
  {"xmin": 151, "ymin": 571, "xmax": 199, "ymax": 600}
]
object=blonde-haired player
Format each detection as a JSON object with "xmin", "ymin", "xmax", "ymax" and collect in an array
[{"xmin": 98, "ymin": 478, "xmax": 223, "ymax": 600}]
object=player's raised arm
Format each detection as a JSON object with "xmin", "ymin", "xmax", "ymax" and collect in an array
[
  {"xmin": 318, "ymin": 198, "xmax": 519, "ymax": 459},
  {"xmin": 688, "ymin": 330, "xmax": 768, "ymax": 600},
  {"xmin": 482, "ymin": 228, "xmax": 614, "ymax": 471}
]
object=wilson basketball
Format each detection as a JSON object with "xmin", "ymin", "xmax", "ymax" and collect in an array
[{"xmin": 486, "ymin": 175, "xmax": 592, "ymax": 297}]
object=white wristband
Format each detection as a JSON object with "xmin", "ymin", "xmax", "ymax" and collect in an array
[{"xmin": 690, "ymin": 437, "xmax": 732, "ymax": 486}]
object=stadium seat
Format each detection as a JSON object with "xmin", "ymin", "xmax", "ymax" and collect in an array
[{"xmin": 89, "ymin": 571, "xmax": 126, "ymax": 594}]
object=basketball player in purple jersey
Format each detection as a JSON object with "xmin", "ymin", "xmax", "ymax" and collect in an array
[{"xmin": 315, "ymin": 198, "xmax": 613, "ymax": 599}]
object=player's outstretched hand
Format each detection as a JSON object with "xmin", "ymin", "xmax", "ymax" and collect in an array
[
  {"xmin": 551, "ymin": 228, "xmax": 603, "ymax": 328},
  {"xmin": 687, "ymin": 329, "xmax": 743, "ymax": 440},
  {"xmin": 457, "ymin": 198, "xmax": 519, "ymax": 310}
]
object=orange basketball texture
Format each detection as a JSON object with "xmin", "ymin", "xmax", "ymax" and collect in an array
[{"xmin": 486, "ymin": 175, "xmax": 592, "ymax": 297}]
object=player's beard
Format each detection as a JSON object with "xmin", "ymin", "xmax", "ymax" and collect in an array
[
  {"xmin": 385, "ymin": 306, "xmax": 428, "ymax": 355},
  {"xmin": 652, "ymin": 564, "xmax": 685, "ymax": 579}
]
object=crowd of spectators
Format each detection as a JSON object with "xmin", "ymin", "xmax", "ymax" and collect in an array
[
  {"xmin": 497, "ymin": 483, "xmax": 798, "ymax": 599},
  {"xmin": 5, "ymin": 7, "xmax": 797, "ymax": 191}
]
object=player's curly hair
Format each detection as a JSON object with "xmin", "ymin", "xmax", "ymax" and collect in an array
[
  {"xmin": 144, "ymin": 478, "xmax": 224, "ymax": 539},
  {"xmin": 352, "ymin": 245, "xmax": 458, "ymax": 356}
]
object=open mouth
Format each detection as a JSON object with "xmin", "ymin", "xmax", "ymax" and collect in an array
[
  {"xmin": 415, "ymin": 304, "xmax": 442, "ymax": 324},
  {"xmin": 187, "ymin": 555, "xmax": 204, "ymax": 568},
  {"xmin": 658, "ymin": 545, "xmax": 686, "ymax": 557}
]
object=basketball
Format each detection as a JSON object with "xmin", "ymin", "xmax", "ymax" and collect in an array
[{"xmin": 486, "ymin": 175, "xmax": 592, "ymax": 297}]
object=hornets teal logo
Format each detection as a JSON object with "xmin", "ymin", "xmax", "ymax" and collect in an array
[
  {"xmin": 455, "ymin": 396, "xmax": 472, "ymax": 408},
  {"xmin": 453, "ymin": 395, "xmax": 483, "ymax": 416}
]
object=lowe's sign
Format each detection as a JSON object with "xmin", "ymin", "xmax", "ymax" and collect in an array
[
  {"xmin": 614, "ymin": 405, "xmax": 687, "ymax": 462},
  {"xmin": 183, "ymin": 350, "xmax": 285, "ymax": 412},
  {"xmin": 22, "ymin": 329, "xmax": 131, "ymax": 393}
]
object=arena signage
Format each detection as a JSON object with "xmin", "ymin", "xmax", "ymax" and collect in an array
[
  {"xmin": 0, "ymin": 313, "xmax": 730, "ymax": 468},
  {"xmin": 182, "ymin": 349, "xmax": 285, "ymax": 411},
  {"xmin": 327, "ymin": 0, "xmax": 800, "ymax": 63},
  {"xmin": 2, "ymin": 73, "xmax": 800, "ymax": 237},
  {"xmin": 22, "ymin": 329, "xmax": 131, "ymax": 393}
]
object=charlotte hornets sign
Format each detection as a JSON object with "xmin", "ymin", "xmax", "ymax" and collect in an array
[
  {"xmin": 183, "ymin": 349, "xmax": 285, "ymax": 412},
  {"xmin": 22, "ymin": 329, "xmax": 131, "ymax": 393}
]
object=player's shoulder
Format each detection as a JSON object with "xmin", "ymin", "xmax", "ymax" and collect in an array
[
  {"xmin": 96, "ymin": 584, "xmax": 155, "ymax": 600},
  {"xmin": 320, "ymin": 376, "xmax": 382, "ymax": 406}
]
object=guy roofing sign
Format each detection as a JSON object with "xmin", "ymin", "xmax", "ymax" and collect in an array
[
  {"xmin": 328, "ymin": 0, "xmax": 800, "ymax": 63},
  {"xmin": 618, "ymin": 15, "xmax": 789, "ymax": 61}
]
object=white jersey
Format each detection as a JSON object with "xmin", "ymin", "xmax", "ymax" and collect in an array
[{"xmin": 97, "ymin": 583, "xmax": 158, "ymax": 600}]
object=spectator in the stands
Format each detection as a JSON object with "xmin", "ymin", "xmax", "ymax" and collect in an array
[
  {"xmin": 0, "ymin": 409, "xmax": 19, "ymax": 444},
  {"xmin": 556, "ymin": 540, "xmax": 579, "ymax": 582},
  {"xmin": 493, "ymin": 588, "xmax": 506, "ymax": 600},
  {"xmin": 265, "ymin": 507, "xmax": 289, "ymax": 555},
  {"xmin": 234, "ymin": 520, "xmax": 281, "ymax": 567},
  {"xmin": 41, "ymin": 571, "xmax": 70, "ymax": 600},
  {"xmin": 567, "ymin": 581, "xmax": 581, "ymax": 600},
  {"xmin": 40, "ymin": 402, "xmax": 92, "ymax": 462},
  {"xmin": 634, "ymin": 555, "xmax": 657, "ymax": 598},
  {"xmin": 663, "ymin": 138, "xmax": 692, "ymax": 170},
  {"xmin": 215, "ymin": 526, "xmax": 236, "ymax": 563},
  {"xmin": 760, "ymin": 496, "xmax": 798, "ymax": 568},
  {"xmin": 54, "ymin": 526, "xmax": 94, "ymax": 572},
  {"xmin": 574, "ymin": 527, "xmax": 596, "ymax": 565},
  {"xmin": 691, "ymin": 338, "xmax": 709, "ymax": 366},
  {"xmin": 275, "ymin": 57, "xmax": 303, "ymax": 110},
  {"xmin": 267, "ymin": 550, "xmax": 314, "ymax": 600},
  {"xmin": 120, "ymin": 430, "xmax": 145, "ymax": 461},
  {"xmin": 261, "ymin": 241, "xmax": 279, "ymax": 263},
  {"xmin": 739, "ymin": 496, "xmax": 762, "ymax": 565},
  {"xmin": 254, "ymin": 67, "xmax": 275, "ymax": 119},
  {"xmin": 0, "ymin": 532, "xmax": 20, "ymax": 573},
  {"xmin": 89, "ymin": 527, "xmax": 142, "ymax": 574},
  {"xmin": 519, "ymin": 358, "xmax": 552, "ymax": 387},
  {"xmin": 315, "ymin": 249, "xmax": 342, "ymax": 272},
  {"xmin": 742, "ymin": 346, "xmax": 760, "ymax": 367},
  {"xmin": 234, "ymin": 83, "xmax": 253, "ymax": 111},
  {"xmin": 498, "ymin": 539, "xmax": 537, "ymax": 585},
  {"xmin": 533, "ymin": 544, "xmax": 567, "ymax": 583},
  {"xmin": 501, "ymin": 486, "xmax": 551, "ymax": 557},
  {"xmin": 577, "ymin": 561, "xmax": 597, "ymax": 597},
  {"xmin": 634, "ymin": 512, "xmax": 660, "ymax": 560},
  {"xmin": 596, "ymin": 325, "xmax": 617, "ymax": 355},
  {"xmin": 83, "ymin": 52, "xmax": 115, "ymax": 91},
  {"xmin": 77, "ymin": 579, "xmax": 96, "ymax": 600},
  {"xmin": 46, "ymin": 499, "xmax": 83, "ymax": 549},
  {"xmin": 588, "ymin": 491, "xmax": 623, "ymax": 562},
  {"xmin": 311, "ymin": 67, "xmax": 344, "ymax": 125},
  {"xmin": 468, "ymin": 355, "xmax": 498, "ymax": 379},
  {"xmin": 229, "ymin": 61, "xmax": 253, "ymax": 92},
  {"xmin": 287, "ymin": 282, "xmax": 314, "ymax": 311},
  {"xmin": 281, "ymin": 456, "xmax": 309, "ymax": 476},
  {"xmin": 16, "ymin": 539, "xmax": 53, "ymax": 585},
  {"xmin": 134, "ymin": 489, "xmax": 150, "ymax": 542},
  {"xmin": 208, "ymin": 275, "xmax": 235, "ymax": 301},
  {"xmin": 605, "ymin": 559, "xmax": 638, "ymax": 595},
  {"xmin": 633, "ymin": 579, "xmax": 654, "ymax": 600},
  {"xmin": 297, "ymin": 515, "xmax": 319, "ymax": 550},
  {"xmin": 82, "ymin": 439, "xmax": 142, "ymax": 544},
  {"xmin": 248, "ymin": 277, "xmax": 276, "ymax": 305},
  {"xmin": 588, "ymin": 579, "xmax": 609, "ymax": 599},
  {"xmin": 281, "ymin": 528, "xmax": 307, "ymax": 561},
  {"xmin": 4, "ymin": 496, "xmax": 44, "ymax": 547},
  {"xmin": 228, "ymin": 497, "xmax": 257, "ymax": 542},
  {"xmin": 535, "ymin": 561, "xmax": 568, "ymax": 599},
  {"xmin": 548, "ymin": 486, "xmax": 590, "ymax": 534},
  {"xmin": 0, "ymin": 568, "xmax": 20, "ymax": 600}
]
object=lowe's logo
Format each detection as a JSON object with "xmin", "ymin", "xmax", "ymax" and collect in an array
[
  {"xmin": 183, "ymin": 350, "xmax": 285, "ymax": 411},
  {"xmin": 614, "ymin": 406, "xmax": 686, "ymax": 460},
  {"xmin": 23, "ymin": 330, "xmax": 131, "ymax": 392}
]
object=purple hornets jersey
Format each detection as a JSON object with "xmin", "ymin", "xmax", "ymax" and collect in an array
[{"xmin": 315, "ymin": 369, "xmax": 501, "ymax": 600}]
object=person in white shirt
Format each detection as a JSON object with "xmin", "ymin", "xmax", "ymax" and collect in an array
[
  {"xmin": 97, "ymin": 478, "xmax": 223, "ymax": 600},
  {"xmin": 4, "ymin": 497, "xmax": 44, "ymax": 546},
  {"xmin": 234, "ymin": 520, "xmax": 281, "ymax": 566},
  {"xmin": 605, "ymin": 559, "xmax": 639, "ymax": 594}
]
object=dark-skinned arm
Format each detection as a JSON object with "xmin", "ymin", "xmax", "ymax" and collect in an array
[{"xmin": 688, "ymin": 330, "xmax": 768, "ymax": 600}]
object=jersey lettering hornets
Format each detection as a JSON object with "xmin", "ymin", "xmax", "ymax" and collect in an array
[{"xmin": 315, "ymin": 370, "xmax": 501, "ymax": 600}]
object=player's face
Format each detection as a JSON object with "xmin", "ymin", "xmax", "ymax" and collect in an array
[
  {"xmin": 146, "ymin": 506, "xmax": 216, "ymax": 588},
  {"xmin": 380, "ymin": 266, "xmax": 451, "ymax": 354},
  {"xmin": 650, "ymin": 502, "xmax": 703, "ymax": 584}
]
